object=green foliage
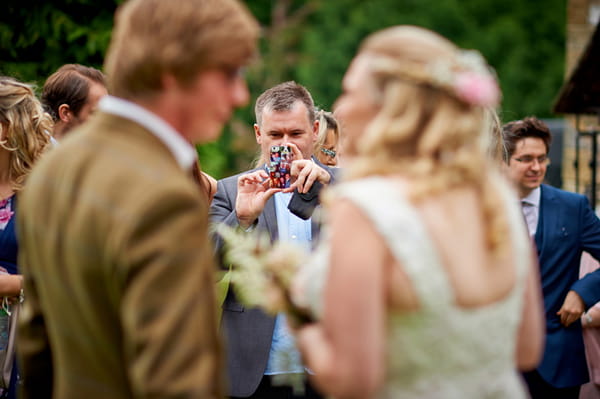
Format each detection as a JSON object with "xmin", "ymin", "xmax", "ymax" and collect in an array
[
  {"xmin": 0, "ymin": 0, "xmax": 567, "ymax": 179},
  {"xmin": 0, "ymin": 1, "xmax": 120, "ymax": 87}
]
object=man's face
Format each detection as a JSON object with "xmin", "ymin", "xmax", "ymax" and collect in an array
[
  {"xmin": 503, "ymin": 137, "xmax": 549, "ymax": 198},
  {"xmin": 59, "ymin": 81, "xmax": 108, "ymax": 137},
  {"xmin": 72, "ymin": 81, "xmax": 108, "ymax": 126},
  {"xmin": 254, "ymin": 101, "xmax": 318, "ymax": 161},
  {"xmin": 176, "ymin": 67, "xmax": 249, "ymax": 144}
]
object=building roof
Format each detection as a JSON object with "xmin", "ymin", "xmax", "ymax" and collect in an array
[{"xmin": 553, "ymin": 22, "xmax": 600, "ymax": 115}]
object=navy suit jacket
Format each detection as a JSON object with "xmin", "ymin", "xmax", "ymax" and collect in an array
[
  {"xmin": 209, "ymin": 160, "xmax": 337, "ymax": 397},
  {"xmin": 534, "ymin": 184, "xmax": 600, "ymax": 387}
]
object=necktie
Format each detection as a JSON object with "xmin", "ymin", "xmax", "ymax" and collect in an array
[{"xmin": 521, "ymin": 200, "xmax": 535, "ymax": 236}]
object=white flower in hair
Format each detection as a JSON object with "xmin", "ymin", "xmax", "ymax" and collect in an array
[{"xmin": 375, "ymin": 48, "xmax": 501, "ymax": 108}]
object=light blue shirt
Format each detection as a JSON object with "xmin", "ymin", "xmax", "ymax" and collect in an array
[{"xmin": 264, "ymin": 192, "xmax": 311, "ymax": 375}]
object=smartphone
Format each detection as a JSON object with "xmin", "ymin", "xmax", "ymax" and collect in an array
[{"xmin": 268, "ymin": 145, "xmax": 292, "ymax": 188}]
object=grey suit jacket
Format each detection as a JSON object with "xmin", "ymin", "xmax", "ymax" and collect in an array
[{"xmin": 209, "ymin": 160, "xmax": 337, "ymax": 397}]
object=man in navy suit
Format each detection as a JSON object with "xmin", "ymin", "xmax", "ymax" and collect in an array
[
  {"xmin": 502, "ymin": 117, "xmax": 600, "ymax": 398},
  {"xmin": 210, "ymin": 81, "xmax": 335, "ymax": 398}
]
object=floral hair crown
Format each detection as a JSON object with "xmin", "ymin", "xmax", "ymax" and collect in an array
[{"xmin": 373, "ymin": 49, "xmax": 501, "ymax": 108}]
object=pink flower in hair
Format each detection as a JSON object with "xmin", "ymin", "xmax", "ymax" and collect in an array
[{"xmin": 454, "ymin": 72, "xmax": 500, "ymax": 107}]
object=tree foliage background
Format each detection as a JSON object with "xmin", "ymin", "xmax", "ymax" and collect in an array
[{"xmin": 0, "ymin": 0, "xmax": 566, "ymax": 178}]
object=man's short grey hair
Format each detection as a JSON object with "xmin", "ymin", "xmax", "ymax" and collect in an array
[{"xmin": 254, "ymin": 81, "xmax": 315, "ymax": 126}]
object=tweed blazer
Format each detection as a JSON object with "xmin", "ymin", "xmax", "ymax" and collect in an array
[
  {"xmin": 17, "ymin": 112, "xmax": 224, "ymax": 399},
  {"xmin": 209, "ymin": 161, "xmax": 337, "ymax": 397}
]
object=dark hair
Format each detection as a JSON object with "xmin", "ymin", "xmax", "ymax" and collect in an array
[
  {"xmin": 41, "ymin": 64, "xmax": 106, "ymax": 120},
  {"xmin": 501, "ymin": 116, "xmax": 552, "ymax": 162},
  {"xmin": 254, "ymin": 81, "xmax": 315, "ymax": 126}
]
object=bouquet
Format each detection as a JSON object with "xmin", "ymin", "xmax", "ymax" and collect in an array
[
  {"xmin": 215, "ymin": 223, "xmax": 315, "ymax": 327},
  {"xmin": 215, "ymin": 223, "xmax": 316, "ymax": 394}
]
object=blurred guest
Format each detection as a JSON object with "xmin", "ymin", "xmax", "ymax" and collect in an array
[
  {"xmin": 579, "ymin": 252, "xmax": 600, "ymax": 399},
  {"xmin": 0, "ymin": 76, "xmax": 52, "ymax": 399},
  {"xmin": 502, "ymin": 116, "xmax": 600, "ymax": 398},
  {"xmin": 41, "ymin": 63, "xmax": 107, "ymax": 140},
  {"xmin": 16, "ymin": 0, "xmax": 258, "ymax": 398},
  {"xmin": 191, "ymin": 159, "xmax": 218, "ymax": 203},
  {"xmin": 293, "ymin": 25, "xmax": 544, "ymax": 398},
  {"xmin": 314, "ymin": 109, "xmax": 340, "ymax": 167}
]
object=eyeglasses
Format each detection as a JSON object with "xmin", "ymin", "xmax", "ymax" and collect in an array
[
  {"xmin": 320, "ymin": 147, "xmax": 337, "ymax": 158},
  {"xmin": 512, "ymin": 155, "xmax": 550, "ymax": 166}
]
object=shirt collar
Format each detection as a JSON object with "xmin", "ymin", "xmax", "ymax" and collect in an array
[
  {"xmin": 98, "ymin": 95, "xmax": 197, "ymax": 171},
  {"xmin": 521, "ymin": 186, "xmax": 541, "ymax": 207}
]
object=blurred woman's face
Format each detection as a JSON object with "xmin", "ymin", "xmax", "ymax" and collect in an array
[{"xmin": 333, "ymin": 54, "xmax": 379, "ymax": 158}]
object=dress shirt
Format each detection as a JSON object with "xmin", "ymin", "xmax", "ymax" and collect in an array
[
  {"xmin": 98, "ymin": 95, "xmax": 197, "ymax": 171},
  {"xmin": 264, "ymin": 191, "xmax": 311, "ymax": 375},
  {"xmin": 521, "ymin": 186, "xmax": 541, "ymax": 237}
]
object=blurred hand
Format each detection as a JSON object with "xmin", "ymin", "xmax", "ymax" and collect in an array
[
  {"xmin": 235, "ymin": 170, "xmax": 281, "ymax": 229},
  {"xmin": 557, "ymin": 290, "xmax": 585, "ymax": 327}
]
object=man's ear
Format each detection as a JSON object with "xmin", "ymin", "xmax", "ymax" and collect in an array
[
  {"xmin": 254, "ymin": 123, "xmax": 261, "ymax": 144},
  {"xmin": 312, "ymin": 119, "xmax": 320, "ymax": 142},
  {"xmin": 57, "ymin": 104, "xmax": 72, "ymax": 123}
]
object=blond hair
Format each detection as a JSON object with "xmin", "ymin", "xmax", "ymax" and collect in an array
[
  {"xmin": 314, "ymin": 109, "xmax": 340, "ymax": 151},
  {"xmin": 483, "ymin": 106, "xmax": 506, "ymax": 162},
  {"xmin": 104, "ymin": 0, "xmax": 259, "ymax": 100},
  {"xmin": 0, "ymin": 77, "xmax": 52, "ymax": 192},
  {"xmin": 346, "ymin": 26, "xmax": 507, "ymax": 255}
]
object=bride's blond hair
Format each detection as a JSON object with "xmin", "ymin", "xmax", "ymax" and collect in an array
[{"xmin": 345, "ymin": 26, "xmax": 508, "ymax": 256}]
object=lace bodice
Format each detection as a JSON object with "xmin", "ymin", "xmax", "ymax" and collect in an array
[{"xmin": 295, "ymin": 177, "xmax": 531, "ymax": 398}]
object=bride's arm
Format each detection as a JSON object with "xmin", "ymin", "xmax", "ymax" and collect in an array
[
  {"xmin": 296, "ymin": 199, "xmax": 386, "ymax": 399},
  {"xmin": 515, "ymin": 246, "xmax": 545, "ymax": 370}
]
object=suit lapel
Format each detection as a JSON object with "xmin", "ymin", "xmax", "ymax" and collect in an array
[
  {"xmin": 263, "ymin": 195, "xmax": 278, "ymax": 242},
  {"xmin": 536, "ymin": 184, "xmax": 556, "ymax": 258}
]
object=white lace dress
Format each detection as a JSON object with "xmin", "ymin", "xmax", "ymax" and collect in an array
[{"xmin": 294, "ymin": 177, "xmax": 531, "ymax": 398}]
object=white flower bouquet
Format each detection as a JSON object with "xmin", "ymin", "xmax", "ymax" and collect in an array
[{"xmin": 215, "ymin": 223, "xmax": 315, "ymax": 327}]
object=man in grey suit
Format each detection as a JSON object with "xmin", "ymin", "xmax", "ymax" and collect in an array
[{"xmin": 210, "ymin": 81, "xmax": 336, "ymax": 398}]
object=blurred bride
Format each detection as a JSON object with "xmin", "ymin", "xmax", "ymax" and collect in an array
[{"xmin": 292, "ymin": 26, "xmax": 544, "ymax": 398}]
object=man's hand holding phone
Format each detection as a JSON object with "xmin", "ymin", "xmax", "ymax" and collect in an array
[
  {"xmin": 286, "ymin": 143, "xmax": 331, "ymax": 194},
  {"xmin": 235, "ymin": 170, "xmax": 281, "ymax": 229}
]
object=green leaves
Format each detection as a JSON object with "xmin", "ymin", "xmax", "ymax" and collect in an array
[
  {"xmin": 1, "ymin": 0, "xmax": 567, "ymax": 179},
  {"xmin": 0, "ymin": 1, "xmax": 117, "ymax": 84}
]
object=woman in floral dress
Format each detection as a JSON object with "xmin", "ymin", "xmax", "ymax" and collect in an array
[{"xmin": 0, "ymin": 76, "xmax": 52, "ymax": 398}]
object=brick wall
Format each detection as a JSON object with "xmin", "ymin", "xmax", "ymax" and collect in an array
[{"xmin": 562, "ymin": 0, "xmax": 599, "ymax": 198}]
